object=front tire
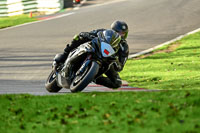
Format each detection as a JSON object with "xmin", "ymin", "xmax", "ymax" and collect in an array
[
  {"xmin": 70, "ymin": 61, "xmax": 99, "ymax": 93},
  {"xmin": 45, "ymin": 70, "xmax": 62, "ymax": 92}
]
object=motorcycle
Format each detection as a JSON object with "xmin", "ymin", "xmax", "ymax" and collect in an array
[{"xmin": 45, "ymin": 30, "xmax": 121, "ymax": 93}]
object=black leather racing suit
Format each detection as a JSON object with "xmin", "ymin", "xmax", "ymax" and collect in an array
[{"xmin": 57, "ymin": 29, "xmax": 129, "ymax": 89}]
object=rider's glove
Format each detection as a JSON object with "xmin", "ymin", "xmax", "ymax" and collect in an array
[
  {"xmin": 79, "ymin": 32, "xmax": 95, "ymax": 40},
  {"xmin": 79, "ymin": 32, "xmax": 90, "ymax": 39}
]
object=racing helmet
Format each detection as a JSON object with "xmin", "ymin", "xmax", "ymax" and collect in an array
[
  {"xmin": 111, "ymin": 20, "xmax": 128, "ymax": 39},
  {"xmin": 98, "ymin": 29, "xmax": 121, "ymax": 51}
]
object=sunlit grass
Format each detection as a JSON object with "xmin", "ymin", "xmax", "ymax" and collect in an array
[
  {"xmin": 0, "ymin": 91, "xmax": 200, "ymax": 133},
  {"xmin": 120, "ymin": 32, "xmax": 200, "ymax": 90},
  {"xmin": 0, "ymin": 14, "xmax": 37, "ymax": 29}
]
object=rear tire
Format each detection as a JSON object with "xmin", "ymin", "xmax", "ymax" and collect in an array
[
  {"xmin": 45, "ymin": 70, "xmax": 62, "ymax": 92},
  {"xmin": 70, "ymin": 61, "xmax": 99, "ymax": 93}
]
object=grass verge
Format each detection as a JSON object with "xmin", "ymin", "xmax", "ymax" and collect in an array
[
  {"xmin": 0, "ymin": 91, "xmax": 200, "ymax": 133},
  {"xmin": 120, "ymin": 32, "xmax": 200, "ymax": 90},
  {"xmin": 0, "ymin": 15, "xmax": 37, "ymax": 29}
]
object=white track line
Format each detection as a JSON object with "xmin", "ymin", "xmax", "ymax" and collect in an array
[
  {"xmin": 0, "ymin": 0, "xmax": 125, "ymax": 31},
  {"xmin": 128, "ymin": 28, "xmax": 200, "ymax": 58},
  {"xmin": 0, "ymin": 12, "xmax": 75, "ymax": 32}
]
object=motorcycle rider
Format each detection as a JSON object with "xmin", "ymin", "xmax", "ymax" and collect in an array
[{"xmin": 54, "ymin": 21, "xmax": 129, "ymax": 89}]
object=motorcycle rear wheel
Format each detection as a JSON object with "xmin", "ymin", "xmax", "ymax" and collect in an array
[
  {"xmin": 45, "ymin": 70, "xmax": 62, "ymax": 92},
  {"xmin": 70, "ymin": 61, "xmax": 99, "ymax": 93}
]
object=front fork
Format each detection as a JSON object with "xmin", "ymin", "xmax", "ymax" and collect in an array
[{"xmin": 76, "ymin": 55, "xmax": 92, "ymax": 75}]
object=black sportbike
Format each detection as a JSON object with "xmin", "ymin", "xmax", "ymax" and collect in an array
[{"xmin": 45, "ymin": 30, "xmax": 121, "ymax": 93}]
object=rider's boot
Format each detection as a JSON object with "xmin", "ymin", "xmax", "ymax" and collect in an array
[
  {"xmin": 94, "ymin": 75, "xmax": 122, "ymax": 89},
  {"xmin": 54, "ymin": 53, "xmax": 68, "ymax": 64}
]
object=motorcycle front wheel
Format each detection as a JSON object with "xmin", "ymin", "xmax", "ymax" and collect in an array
[
  {"xmin": 70, "ymin": 61, "xmax": 99, "ymax": 93},
  {"xmin": 45, "ymin": 70, "xmax": 62, "ymax": 92}
]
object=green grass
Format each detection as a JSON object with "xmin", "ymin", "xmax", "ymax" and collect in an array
[
  {"xmin": 0, "ymin": 91, "xmax": 200, "ymax": 133},
  {"xmin": 120, "ymin": 32, "xmax": 200, "ymax": 90},
  {"xmin": 0, "ymin": 18, "xmax": 200, "ymax": 132},
  {"xmin": 0, "ymin": 15, "xmax": 37, "ymax": 29}
]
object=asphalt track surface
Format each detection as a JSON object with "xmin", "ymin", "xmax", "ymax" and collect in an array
[{"xmin": 0, "ymin": 0, "xmax": 200, "ymax": 94}]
